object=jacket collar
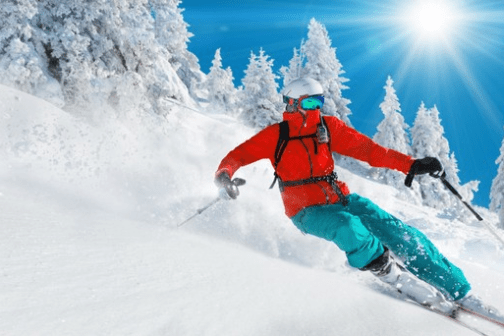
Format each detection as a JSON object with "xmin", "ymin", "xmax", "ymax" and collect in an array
[{"xmin": 282, "ymin": 109, "xmax": 321, "ymax": 133}]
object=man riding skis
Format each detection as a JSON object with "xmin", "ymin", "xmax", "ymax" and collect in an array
[{"xmin": 215, "ymin": 77, "xmax": 503, "ymax": 318}]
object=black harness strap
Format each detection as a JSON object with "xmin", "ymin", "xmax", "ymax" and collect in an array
[
  {"xmin": 279, "ymin": 172, "xmax": 348, "ymax": 206},
  {"xmin": 269, "ymin": 121, "xmax": 290, "ymax": 189},
  {"xmin": 269, "ymin": 117, "xmax": 348, "ymax": 206},
  {"xmin": 269, "ymin": 122, "xmax": 319, "ymax": 189},
  {"xmin": 274, "ymin": 121, "xmax": 290, "ymax": 169}
]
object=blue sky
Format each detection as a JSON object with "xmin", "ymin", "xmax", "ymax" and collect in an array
[{"xmin": 182, "ymin": 0, "xmax": 504, "ymax": 208}]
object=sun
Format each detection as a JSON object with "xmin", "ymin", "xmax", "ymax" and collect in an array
[
  {"xmin": 403, "ymin": 0, "xmax": 461, "ymax": 43},
  {"xmin": 413, "ymin": 2, "xmax": 454, "ymax": 35}
]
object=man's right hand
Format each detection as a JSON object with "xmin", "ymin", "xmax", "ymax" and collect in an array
[{"xmin": 215, "ymin": 172, "xmax": 246, "ymax": 200}]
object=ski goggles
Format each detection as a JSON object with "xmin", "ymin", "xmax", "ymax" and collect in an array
[{"xmin": 283, "ymin": 95, "xmax": 324, "ymax": 110}]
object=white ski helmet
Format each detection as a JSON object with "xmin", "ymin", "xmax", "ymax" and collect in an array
[{"xmin": 282, "ymin": 78, "xmax": 324, "ymax": 99}]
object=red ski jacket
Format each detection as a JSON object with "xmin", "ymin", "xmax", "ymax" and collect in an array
[{"xmin": 216, "ymin": 109, "xmax": 414, "ymax": 218}]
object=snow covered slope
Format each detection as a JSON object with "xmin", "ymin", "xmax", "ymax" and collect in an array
[{"xmin": 1, "ymin": 85, "xmax": 504, "ymax": 335}]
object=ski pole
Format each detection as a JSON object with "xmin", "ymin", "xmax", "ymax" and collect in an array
[
  {"xmin": 177, "ymin": 197, "xmax": 221, "ymax": 227},
  {"xmin": 177, "ymin": 177, "xmax": 246, "ymax": 227},
  {"xmin": 431, "ymin": 171, "xmax": 504, "ymax": 248},
  {"xmin": 433, "ymin": 171, "xmax": 483, "ymax": 220}
]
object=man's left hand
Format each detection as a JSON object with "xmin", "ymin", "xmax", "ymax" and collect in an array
[{"xmin": 405, "ymin": 157, "xmax": 443, "ymax": 187}]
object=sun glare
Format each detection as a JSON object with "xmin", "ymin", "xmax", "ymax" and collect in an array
[
  {"xmin": 404, "ymin": 0, "xmax": 460, "ymax": 42},
  {"xmin": 321, "ymin": 0, "xmax": 504, "ymax": 134}
]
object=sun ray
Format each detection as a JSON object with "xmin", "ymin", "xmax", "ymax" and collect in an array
[
  {"xmin": 442, "ymin": 42, "xmax": 504, "ymax": 132},
  {"xmin": 323, "ymin": 1, "xmax": 504, "ymax": 116}
]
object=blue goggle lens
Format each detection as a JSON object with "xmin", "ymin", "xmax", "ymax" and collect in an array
[{"xmin": 300, "ymin": 96, "xmax": 324, "ymax": 110}]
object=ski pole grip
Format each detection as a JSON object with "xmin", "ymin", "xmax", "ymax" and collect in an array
[
  {"xmin": 232, "ymin": 178, "xmax": 246, "ymax": 187},
  {"xmin": 405, "ymin": 172, "xmax": 415, "ymax": 188}
]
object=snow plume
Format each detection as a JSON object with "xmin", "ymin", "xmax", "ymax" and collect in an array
[{"xmin": 0, "ymin": 83, "xmax": 343, "ymax": 269}]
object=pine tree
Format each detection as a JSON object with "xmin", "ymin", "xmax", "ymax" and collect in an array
[
  {"xmin": 205, "ymin": 48, "xmax": 237, "ymax": 115},
  {"xmin": 0, "ymin": 0, "xmax": 63, "ymax": 106},
  {"xmin": 429, "ymin": 106, "xmax": 458, "ymax": 183},
  {"xmin": 410, "ymin": 103, "xmax": 431, "ymax": 158},
  {"xmin": 37, "ymin": 0, "xmax": 156, "ymax": 113},
  {"xmin": 373, "ymin": 76, "xmax": 411, "ymax": 188},
  {"xmin": 42, "ymin": 0, "xmax": 119, "ymax": 112},
  {"xmin": 490, "ymin": 132, "xmax": 504, "ymax": 229},
  {"xmin": 149, "ymin": 0, "xmax": 203, "ymax": 97},
  {"xmin": 374, "ymin": 76, "xmax": 410, "ymax": 154},
  {"xmin": 410, "ymin": 103, "xmax": 452, "ymax": 209},
  {"xmin": 280, "ymin": 47, "xmax": 304, "ymax": 88},
  {"xmin": 301, "ymin": 18, "xmax": 352, "ymax": 125},
  {"xmin": 239, "ymin": 49, "xmax": 282, "ymax": 129},
  {"xmin": 410, "ymin": 104, "xmax": 477, "ymax": 217},
  {"xmin": 0, "ymin": 0, "xmax": 197, "ymax": 116}
]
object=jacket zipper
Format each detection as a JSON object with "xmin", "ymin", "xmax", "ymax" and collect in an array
[
  {"xmin": 298, "ymin": 135, "xmax": 314, "ymax": 177},
  {"xmin": 299, "ymin": 136, "xmax": 331, "ymax": 204},
  {"xmin": 293, "ymin": 114, "xmax": 332, "ymax": 204}
]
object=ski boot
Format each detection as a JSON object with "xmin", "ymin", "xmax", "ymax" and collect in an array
[{"xmin": 364, "ymin": 248, "xmax": 455, "ymax": 315}]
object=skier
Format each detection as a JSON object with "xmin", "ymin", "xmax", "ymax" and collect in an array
[{"xmin": 214, "ymin": 77, "xmax": 503, "ymax": 318}]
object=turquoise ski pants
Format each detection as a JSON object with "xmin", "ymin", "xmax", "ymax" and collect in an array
[{"xmin": 291, "ymin": 193, "xmax": 470, "ymax": 300}]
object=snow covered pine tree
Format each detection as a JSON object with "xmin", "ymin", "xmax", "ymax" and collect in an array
[
  {"xmin": 490, "ymin": 131, "xmax": 504, "ymax": 229},
  {"xmin": 373, "ymin": 76, "xmax": 412, "ymax": 190},
  {"xmin": 239, "ymin": 48, "xmax": 282, "ymax": 129}
]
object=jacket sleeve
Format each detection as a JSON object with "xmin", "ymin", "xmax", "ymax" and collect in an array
[
  {"xmin": 326, "ymin": 117, "xmax": 415, "ymax": 175},
  {"xmin": 215, "ymin": 124, "xmax": 279, "ymax": 178}
]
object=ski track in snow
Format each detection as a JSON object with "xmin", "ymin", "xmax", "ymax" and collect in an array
[{"xmin": 1, "ymin": 85, "xmax": 504, "ymax": 336}]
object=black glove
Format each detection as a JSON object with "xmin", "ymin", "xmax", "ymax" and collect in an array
[
  {"xmin": 215, "ymin": 172, "xmax": 246, "ymax": 199},
  {"xmin": 405, "ymin": 157, "xmax": 443, "ymax": 187}
]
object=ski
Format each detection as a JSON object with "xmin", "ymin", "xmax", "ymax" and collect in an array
[
  {"xmin": 457, "ymin": 305, "xmax": 504, "ymax": 330},
  {"xmin": 374, "ymin": 281, "xmax": 489, "ymax": 335},
  {"xmin": 411, "ymin": 302, "xmax": 490, "ymax": 336},
  {"xmin": 382, "ymin": 290, "xmax": 490, "ymax": 335}
]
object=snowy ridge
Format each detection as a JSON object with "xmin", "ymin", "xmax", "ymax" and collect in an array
[{"xmin": 1, "ymin": 85, "xmax": 504, "ymax": 335}]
